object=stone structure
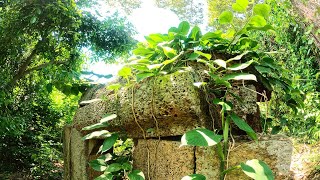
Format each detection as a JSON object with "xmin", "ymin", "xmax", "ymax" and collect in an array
[{"xmin": 63, "ymin": 68, "xmax": 293, "ymax": 180}]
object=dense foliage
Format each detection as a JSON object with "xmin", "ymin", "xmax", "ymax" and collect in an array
[
  {"xmin": 82, "ymin": 1, "xmax": 296, "ymax": 179},
  {"xmin": 0, "ymin": 0, "xmax": 135, "ymax": 178},
  {"xmin": 0, "ymin": 0, "xmax": 319, "ymax": 179},
  {"xmin": 253, "ymin": 0, "xmax": 320, "ymax": 143}
]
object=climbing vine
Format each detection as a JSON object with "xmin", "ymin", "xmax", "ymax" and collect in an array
[{"xmin": 81, "ymin": 0, "xmax": 302, "ymax": 179}]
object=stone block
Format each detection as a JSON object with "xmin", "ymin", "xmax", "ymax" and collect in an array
[
  {"xmin": 132, "ymin": 139, "xmax": 195, "ymax": 180},
  {"xmin": 226, "ymin": 85, "xmax": 262, "ymax": 133},
  {"xmin": 63, "ymin": 127, "xmax": 89, "ymax": 180},
  {"xmin": 73, "ymin": 70, "xmax": 212, "ymax": 138},
  {"xmin": 196, "ymin": 135, "xmax": 292, "ymax": 180}
]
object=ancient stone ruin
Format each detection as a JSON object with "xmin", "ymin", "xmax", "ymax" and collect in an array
[{"xmin": 63, "ymin": 69, "xmax": 293, "ymax": 180}]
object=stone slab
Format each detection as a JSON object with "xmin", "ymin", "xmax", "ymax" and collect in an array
[
  {"xmin": 196, "ymin": 134, "xmax": 293, "ymax": 180},
  {"xmin": 63, "ymin": 126, "xmax": 89, "ymax": 180},
  {"xmin": 132, "ymin": 139, "xmax": 195, "ymax": 180},
  {"xmin": 73, "ymin": 70, "xmax": 212, "ymax": 138}
]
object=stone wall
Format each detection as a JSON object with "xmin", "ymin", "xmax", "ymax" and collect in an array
[{"xmin": 63, "ymin": 68, "xmax": 293, "ymax": 180}]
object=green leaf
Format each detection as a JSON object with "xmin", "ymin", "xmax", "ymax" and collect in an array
[
  {"xmin": 271, "ymin": 126, "xmax": 281, "ymax": 134},
  {"xmin": 222, "ymin": 73, "xmax": 257, "ymax": 81},
  {"xmin": 226, "ymin": 51, "xmax": 249, "ymax": 62},
  {"xmin": 254, "ymin": 65, "xmax": 272, "ymax": 74},
  {"xmin": 169, "ymin": 27, "xmax": 178, "ymax": 33},
  {"xmin": 46, "ymin": 83, "xmax": 53, "ymax": 93},
  {"xmin": 181, "ymin": 174, "xmax": 206, "ymax": 180},
  {"xmin": 100, "ymin": 114, "xmax": 117, "ymax": 123},
  {"xmin": 240, "ymin": 159, "xmax": 274, "ymax": 180},
  {"xmin": 106, "ymin": 84, "xmax": 122, "ymax": 91},
  {"xmin": 253, "ymin": 4, "xmax": 271, "ymax": 19},
  {"xmin": 107, "ymin": 163, "xmax": 122, "ymax": 173},
  {"xmin": 188, "ymin": 53, "xmax": 200, "ymax": 60},
  {"xmin": 201, "ymin": 31, "xmax": 222, "ymax": 41},
  {"xmin": 213, "ymin": 99, "xmax": 233, "ymax": 111},
  {"xmin": 195, "ymin": 51, "xmax": 211, "ymax": 60},
  {"xmin": 180, "ymin": 128, "xmax": 222, "ymax": 147},
  {"xmin": 219, "ymin": 11, "xmax": 233, "ymax": 24},
  {"xmin": 177, "ymin": 21, "xmax": 190, "ymax": 35},
  {"xmin": 246, "ymin": 25, "xmax": 274, "ymax": 32},
  {"xmin": 136, "ymin": 72, "xmax": 154, "ymax": 82},
  {"xmin": 227, "ymin": 60, "xmax": 254, "ymax": 71},
  {"xmin": 95, "ymin": 173, "xmax": 113, "ymax": 180},
  {"xmin": 89, "ymin": 159, "xmax": 107, "ymax": 171},
  {"xmin": 213, "ymin": 59, "xmax": 227, "ymax": 68},
  {"xmin": 249, "ymin": 15, "xmax": 267, "ymax": 27},
  {"xmin": 148, "ymin": 33, "xmax": 166, "ymax": 43},
  {"xmin": 162, "ymin": 46, "xmax": 177, "ymax": 59},
  {"xmin": 162, "ymin": 58, "xmax": 176, "ymax": 65},
  {"xmin": 98, "ymin": 154, "xmax": 113, "ymax": 162},
  {"xmin": 232, "ymin": 0, "xmax": 249, "ymax": 12},
  {"xmin": 188, "ymin": 26, "xmax": 202, "ymax": 40},
  {"xmin": 30, "ymin": 16, "xmax": 37, "ymax": 24},
  {"xmin": 148, "ymin": 64, "xmax": 163, "ymax": 70},
  {"xmin": 82, "ymin": 130, "xmax": 111, "ymax": 140},
  {"xmin": 122, "ymin": 162, "xmax": 133, "ymax": 171},
  {"xmin": 82, "ymin": 122, "xmax": 109, "ymax": 131},
  {"xmin": 133, "ymin": 47, "xmax": 153, "ymax": 56},
  {"xmin": 260, "ymin": 57, "xmax": 278, "ymax": 70},
  {"xmin": 131, "ymin": 64, "xmax": 150, "ymax": 72},
  {"xmin": 102, "ymin": 133, "xmax": 119, "ymax": 153},
  {"xmin": 118, "ymin": 67, "xmax": 132, "ymax": 78},
  {"xmin": 230, "ymin": 113, "xmax": 257, "ymax": 140},
  {"xmin": 128, "ymin": 170, "xmax": 145, "ymax": 180},
  {"xmin": 215, "ymin": 79, "xmax": 232, "ymax": 88}
]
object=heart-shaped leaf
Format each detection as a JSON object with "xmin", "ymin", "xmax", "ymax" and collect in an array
[
  {"xmin": 219, "ymin": 11, "xmax": 233, "ymax": 24},
  {"xmin": 102, "ymin": 133, "xmax": 119, "ymax": 153},
  {"xmin": 232, "ymin": 0, "xmax": 249, "ymax": 12},
  {"xmin": 128, "ymin": 170, "xmax": 145, "ymax": 180},
  {"xmin": 82, "ymin": 130, "xmax": 111, "ymax": 140},
  {"xmin": 253, "ymin": 4, "xmax": 271, "ymax": 19},
  {"xmin": 181, "ymin": 128, "xmax": 222, "ymax": 147},
  {"xmin": 230, "ymin": 113, "xmax": 257, "ymax": 140},
  {"xmin": 177, "ymin": 21, "xmax": 190, "ymax": 35},
  {"xmin": 241, "ymin": 159, "xmax": 274, "ymax": 180}
]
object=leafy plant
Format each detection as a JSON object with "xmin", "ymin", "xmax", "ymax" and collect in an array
[
  {"xmin": 82, "ymin": 114, "xmax": 145, "ymax": 180},
  {"xmin": 82, "ymin": 0, "xmax": 304, "ymax": 179},
  {"xmin": 110, "ymin": 0, "xmax": 296, "ymax": 179}
]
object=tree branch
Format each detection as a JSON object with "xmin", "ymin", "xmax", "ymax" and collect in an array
[
  {"xmin": 4, "ymin": 48, "xmax": 37, "ymax": 89},
  {"xmin": 24, "ymin": 60, "xmax": 66, "ymax": 75},
  {"xmin": 81, "ymin": 71, "xmax": 113, "ymax": 79}
]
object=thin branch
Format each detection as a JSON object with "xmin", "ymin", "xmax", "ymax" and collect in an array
[
  {"xmin": 81, "ymin": 71, "xmax": 113, "ymax": 79},
  {"xmin": 24, "ymin": 60, "xmax": 65, "ymax": 75}
]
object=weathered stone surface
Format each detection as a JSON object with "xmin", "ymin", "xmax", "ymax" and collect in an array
[
  {"xmin": 226, "ymin": 85, "xmax": 262, "ymax": 133},
  {"xmin": 196, "ymin": 134, "xmax": 292, "ymax": 180},
  {"xmin": 63, "ymin": 126, "xmax": 89, "ymax": 180},
  {"xmin": 73, "ymin": 70, "xmax": 212, "ymax": 138},
  {"xmin": 132, "ymin": 139, "xmax": 195, "ymax": 180}
]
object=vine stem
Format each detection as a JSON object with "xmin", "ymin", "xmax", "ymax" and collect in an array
[
  {"xmin": 221, "ymin": 114, "xmax": 230, "ymax": 180},
  {"xmin": 131, "ymin": 85, "xmax": 151, "ymax": 180}
]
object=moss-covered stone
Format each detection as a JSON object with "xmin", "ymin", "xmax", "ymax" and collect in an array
[{"xmin": 73, "ymin": 70, "xmax": 213, "ymax": 138}]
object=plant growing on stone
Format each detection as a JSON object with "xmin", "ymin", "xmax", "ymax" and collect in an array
[
  {"xmin": 118, "ymin": 1, "xmax": 298, "ymax": 180},
  {"xmin": 81, "ymin": 1, "xmax": 302, "ymax": 179},
  {"xmin": 81, "ymin": 114, "xmax": 145, "ymax": 180}
]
